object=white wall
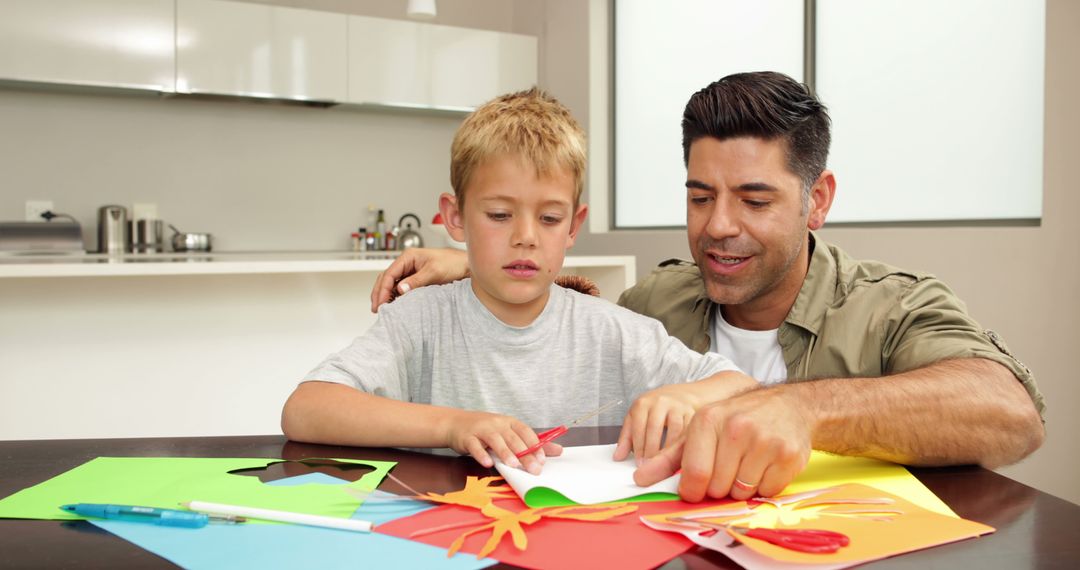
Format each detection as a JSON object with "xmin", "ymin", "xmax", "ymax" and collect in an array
[{"xmin": 0, "ymin": 88, "xmax": 458, "ymax": 251}]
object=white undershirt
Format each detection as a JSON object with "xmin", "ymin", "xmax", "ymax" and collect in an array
[{"xmin": 710, "ymin": 310, "xmax": 788, "ymax": 386}]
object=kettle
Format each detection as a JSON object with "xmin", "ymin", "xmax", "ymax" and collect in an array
[{"xmin": 397, "ymin": 213, "xmax": 424, "ymax": 250}]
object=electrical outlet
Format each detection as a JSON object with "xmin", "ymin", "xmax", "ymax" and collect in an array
[{"xmin": 25, "ymin": 200, "xmax": 54, "ymax": 222}]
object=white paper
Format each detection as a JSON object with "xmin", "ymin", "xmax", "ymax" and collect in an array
[{"xmin": 494, "ymin": 443, "xmax": 680, "ymax": 505}]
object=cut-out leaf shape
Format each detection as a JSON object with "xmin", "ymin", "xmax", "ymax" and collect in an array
[{"xmin": 418, "ymin": 476, "xmax": 516, "ymax": 509}]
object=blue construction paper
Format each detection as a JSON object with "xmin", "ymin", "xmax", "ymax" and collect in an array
[
  {"xmin": 91, "ymin": 473, "xmax": 490, "ymax": 570},
  {"xmin": 264, "ymin": 472, "xmax": 348, "ymax": 487},
  {"xmin": 265, "ymin": 473, "xmax": 436, "ymax": 525},
  {"xmin": 91, "ymin": 521, "xmax": 495, "ymax": 570}
]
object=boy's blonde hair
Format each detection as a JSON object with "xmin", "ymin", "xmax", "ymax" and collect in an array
[{"xmin": 450, "ymin": 87, "xmax": 586, "ymax": 208}]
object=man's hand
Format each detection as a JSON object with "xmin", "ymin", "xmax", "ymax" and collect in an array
[
  {"xmin": 613, "ymin": 385, "xmax": 701, "ymax": 463},
  {"xmin": 445, "ymin": 410, "xmax": 563, "ymax": 475},
  {"xmin": 370, "ymin": 248, "xmax": 469, "ymax": 312},
  {"xmin": 633, "ymin": 388, "xmax": 811, "ymax": 502}
]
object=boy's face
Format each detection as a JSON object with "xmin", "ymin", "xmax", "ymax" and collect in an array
[{"xmin": 440, "ymin": 155, "xmax": 588, "ymax": 326}]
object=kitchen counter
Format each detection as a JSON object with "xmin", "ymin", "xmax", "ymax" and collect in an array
[
  {"xmin": 0, "ymin": 251, "xmax": 636, "ymax": 280},
  {"xmin": 1, "ymin": 253, "xmax": 636, "ymax": 440}
]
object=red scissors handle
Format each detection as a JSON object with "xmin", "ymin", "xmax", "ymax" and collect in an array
[
  {"xmin": 514, "ymin": 425, "xmax": 567, "ymax": 458},
  {"xmin": 742, "ymin": 528, "xmax": 849, "ymax": 554}
]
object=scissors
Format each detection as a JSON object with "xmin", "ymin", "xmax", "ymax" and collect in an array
[
  {"xmin": 669, "ymin": 517, "xmax": 850, "ymax": 554},
  {"xmin": 514, "ymin": 400, "xmax": 624, "ymax": 458}
]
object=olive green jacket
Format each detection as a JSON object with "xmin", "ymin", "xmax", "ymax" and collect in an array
[{"xmin": 617, "ymin": 234, "xmax": 1045, "ymax": 417}]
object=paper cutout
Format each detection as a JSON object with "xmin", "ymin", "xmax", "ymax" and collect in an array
[
  {"xmin": 496, "ymin": 444, "xmax": 955, "ymax": 516},
  {"xmin": 362, "ymin": 475, "xmax": 637, "ymax": 558},
  {"xmin": 90, "ymin": 473, "xmax": 491, "ymax": 570},
  {"xmin": 643, "ymin": 483, "xmax": 994, "ymax": 569},
  {"xmin": 495, "ymin": 444, "xmax": 680, "ymax": 506},
  {"xmin": 379, "ymin": 496, "xmax": 726, "ymax": 570},
  {"xmin": 0, "ymin": 457, "xmax": 393, "ymax": 521},
  {"xmin": 418, "ymin": 476, "xmax": 519, "ymax": 510}
]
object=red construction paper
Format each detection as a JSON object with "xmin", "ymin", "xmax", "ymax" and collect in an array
[{"xmin": 377, "ymin": 496, "xmax": 733, "ymax": 570}]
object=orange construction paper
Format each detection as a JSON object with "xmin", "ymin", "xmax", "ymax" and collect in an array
[
  {"xmin": 378, "ymin": 496, "xmax": 733, "ymax": 570},
  {"xmin": 644, "ymin": 483, "xmax": 994, "ymax": 567}
]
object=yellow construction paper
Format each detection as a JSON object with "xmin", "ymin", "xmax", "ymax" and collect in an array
[{"xmin": 788, "ymin": 452, "xmax": 954, "ymax": 516}]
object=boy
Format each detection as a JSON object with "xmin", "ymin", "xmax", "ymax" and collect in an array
[{"xmin": 281, "ymin": 88, "xmax": 755, "ymax": 475}]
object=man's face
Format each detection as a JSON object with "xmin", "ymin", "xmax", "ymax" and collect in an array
[
  {"xmin": 441, "ymin": 155, "xmax": 587, "ymax": 326},
  {"xmin": 685, "ymin": 136, "xmax": 819, "ymax": 329}
]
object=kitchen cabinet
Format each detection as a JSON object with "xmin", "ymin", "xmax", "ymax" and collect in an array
[
  {"xmin": 176, "ymin": 0, "xmax": 347, "ymax": 102},
  {"xmin": 0, "ymin": 0, "xmax": 175, "ymax": 92},
  {"xmin": 1, "ymin": 1, "xmax": 535, "ymax": 111},
  {"xmin": 348, "ymin": 16, "xmax": 538, "ymax": 110},
  {"xmin": 0, "ymin": 253, "xmax": 635, "ymax": 439}
]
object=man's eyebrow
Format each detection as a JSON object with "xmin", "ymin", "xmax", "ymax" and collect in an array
[
  {"xmin": 738, "ymin": 182, "xmax": 780, "ymax": 192},
  {"xmin": 686, "ymin": 180, "xmax": 779, "ymax": 192}
]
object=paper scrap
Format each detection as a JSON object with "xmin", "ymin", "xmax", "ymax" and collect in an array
[{"xmin": 495, "ymin": 444, "xmax": 679, "ymax": 506}]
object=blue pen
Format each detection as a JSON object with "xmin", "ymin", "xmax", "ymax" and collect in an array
[{"xmin": 60, "ymin": 503, "xmax": 226, "ymax": 528}]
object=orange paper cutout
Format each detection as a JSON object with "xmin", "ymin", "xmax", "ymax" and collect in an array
[
  {"xmin": 397, "ymin": 476, "xmax": 638, "ymax": 558},
  {"xmin": 378, "ymin": 496, "xmax": 712, "ymax": 570}
]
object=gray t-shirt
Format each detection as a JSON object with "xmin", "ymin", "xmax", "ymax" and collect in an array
[{"xmin": 304, "ymin": 279, "xmax": 739, "ymax": 428}]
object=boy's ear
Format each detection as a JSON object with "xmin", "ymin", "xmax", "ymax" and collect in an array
[
  {"xmin": 439, "ymin": 193, "xmax": 467, "ymax": 243},
  {"xmin": 565, "ymin": 203, "xmax": 589, "ymax": 248}
]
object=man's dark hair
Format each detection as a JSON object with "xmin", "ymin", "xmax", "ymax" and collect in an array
[{"xmin": 682, "ymin": 71, "xmax": 831, "ymax": 198}]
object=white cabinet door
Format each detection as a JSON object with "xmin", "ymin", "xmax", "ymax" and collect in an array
[
  {"xmin": 347, "ymin": 15, "xmax": 537, "ymax": 111},
  {"xmin": 429, "ymin": 26, "xmax": 537, "ymax": 110},
  {"xmin": 347, "ymin": 16, "xmax": 430, "ymax": 107},
  {"xmin": 0, "ymin": 0, "xmax": 175, "ymax": 91},
  {"xmin": 176, "ymin": 0, "xmax": 346, "ymax": 102}
]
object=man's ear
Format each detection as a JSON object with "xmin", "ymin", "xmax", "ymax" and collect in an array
[
  {"xmin": 806, "ymin": 170, "xmax": 836, "ymax": 231},
  {"xmin": 565, "ymin": 203, "xmax": 589, "ymax": 248},
  {"xmin": 439, "ymin": 193, "xmax": 466, "ymax": 243}
]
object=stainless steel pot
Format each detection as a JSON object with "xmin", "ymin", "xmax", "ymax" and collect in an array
[{"xmin": 168, "ymin": 224, "xmax": 212, "ymax": 252}]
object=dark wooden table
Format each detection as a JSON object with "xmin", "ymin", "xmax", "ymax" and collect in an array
[{"xmin": 1, "ymin": 428, "xmax": 1077, "ymax": 569}]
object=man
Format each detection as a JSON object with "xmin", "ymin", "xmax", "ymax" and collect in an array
[{"xmin": 370, "ymin": 72, "xmax": 1045, "ymax": 502}]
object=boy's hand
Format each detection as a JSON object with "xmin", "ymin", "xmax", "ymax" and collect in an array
[
  {"xmin": 445, "ymin": 410, "xmax": 562, "ymax": 475},
  {"xmin": 613, "ymin": 385, "xmax": 703, "ymax": 463}
]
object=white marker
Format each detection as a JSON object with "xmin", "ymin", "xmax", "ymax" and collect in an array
[{"xmin": 181, "ymin": 501, "xmax": 374, "ymax": 533}]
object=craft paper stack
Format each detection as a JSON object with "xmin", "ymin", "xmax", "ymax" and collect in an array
[{"xmin": 0, "ymin": 457, "xmax": 495, "ymax": 570}]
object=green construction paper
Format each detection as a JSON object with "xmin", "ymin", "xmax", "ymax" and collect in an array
[
  {"xmin": 0, "ymin": 457, "xmax": 394, "ymax": 522},
  {"xmin": 524, "ymin": 487, "xmax": 677, "ymax": 507}
]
